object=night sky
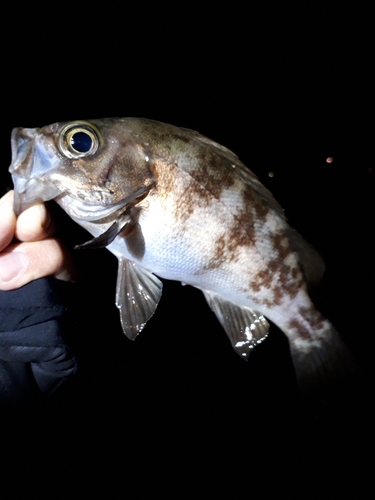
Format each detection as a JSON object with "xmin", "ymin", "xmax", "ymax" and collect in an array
[{"xmin": 2, "ymin": 6, "xmax": 374, "ymax": 497}]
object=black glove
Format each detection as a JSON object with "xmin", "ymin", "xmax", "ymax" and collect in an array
[{"xmin": 0, "ymin": 277, "xmax": 77, "ymax": 405}]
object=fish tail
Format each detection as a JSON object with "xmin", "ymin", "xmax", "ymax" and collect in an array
[{"xmin": 288, "ymin": 321, "xmax": 359, "ymax": 411}]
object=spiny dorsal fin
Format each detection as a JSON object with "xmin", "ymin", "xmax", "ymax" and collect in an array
[{"xmin": 286, "ymin": 227, "xmax": 326, "ymax": 289}]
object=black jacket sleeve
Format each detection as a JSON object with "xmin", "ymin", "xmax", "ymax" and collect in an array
[{"xmin": 0, "ymin": 277, "xmax": 77, "ymax": 405}]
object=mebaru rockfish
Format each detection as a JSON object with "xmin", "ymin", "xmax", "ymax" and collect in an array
[{"xmin": 9, "ymin": 118, "xmax": 354, "ymax": 393}]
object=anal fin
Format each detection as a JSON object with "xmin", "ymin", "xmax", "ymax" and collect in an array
[{"xmin": 202, "ymin": 290, "xmax": 270, "ymax": 359}]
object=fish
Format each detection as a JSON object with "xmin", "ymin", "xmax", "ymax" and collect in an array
[{"xmin": 9, "ymin": 117, "xmax": 355, "ymax": 394}]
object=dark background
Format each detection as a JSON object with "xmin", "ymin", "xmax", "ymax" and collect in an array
[{"xmin": 1, "ymin": 5, "xmax": 374, "ymax": 496}]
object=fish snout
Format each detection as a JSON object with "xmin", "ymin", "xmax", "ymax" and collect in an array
[
  {"xmin": 9, "ymin": 127, "xmax": 38, "ymax": 176},
  {"xmin": 9, "ymin": 127, "xmax": 61, "ymax": 215}
]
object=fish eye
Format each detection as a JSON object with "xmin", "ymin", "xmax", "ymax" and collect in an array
[
  {"xmin": 70, "ymin": 131, "xmax": 94, "ymax": 153},
  {"xmin": 58, "ymin": 122, "xmax": 102, "ymax": 159}
]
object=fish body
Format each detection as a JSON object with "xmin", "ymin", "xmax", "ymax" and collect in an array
[{"xmin": 9, "ymin": 118, "xmax": 353, "ymax": 392}]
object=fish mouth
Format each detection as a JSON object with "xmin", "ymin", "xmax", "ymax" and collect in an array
[
  {"xmin": 9, "ymin": 127, "xmax": 62, "ymax": 214},
  {"xmin": 11, "ymin": 176, "xmax": 63, "ymax": 215}
]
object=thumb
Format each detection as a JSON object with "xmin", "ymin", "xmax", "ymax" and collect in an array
[{"xmin": 0, "ymin": 239, "xmax": 75, "ymax": 291}]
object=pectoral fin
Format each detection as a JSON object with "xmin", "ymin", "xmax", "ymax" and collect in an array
[
  {"xmin": 74, "ymin": 184, "xmax": 154, "ymax": 250},
  {"xmin": 75, "ymin": 212, "xmax": 132, "ymax": 250},
  {"xmin": 203, "ymin": 291, "xmax": 269, "ymax": 359},
  {"xmin": 115, "ymin": 258, "xmax": 163, "ymax": 340}
]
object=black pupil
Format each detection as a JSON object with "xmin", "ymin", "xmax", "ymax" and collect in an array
[{"xmin": 70, "ymin": 131, "xmax": 93, "ymax": 153}]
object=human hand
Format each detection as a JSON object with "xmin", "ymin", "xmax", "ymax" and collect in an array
[
  {"xmin": 0, "ymin": 190, "xmax": 75, "ymax": 290},
  {"xmin": 0, "ymin": 190, "xmax": 77, "ymax": 404}
]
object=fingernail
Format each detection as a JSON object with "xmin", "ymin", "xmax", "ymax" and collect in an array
[{"xmin": 0, "ymin": 252, "xmax": 27, "ymax": 283}]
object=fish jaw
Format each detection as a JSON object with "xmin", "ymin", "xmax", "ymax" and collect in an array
[{"xmin": 9, "ymin": 126, "xmax": 63, "ymax": 214}]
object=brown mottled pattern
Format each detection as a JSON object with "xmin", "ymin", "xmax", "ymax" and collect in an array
[
  {"xmin": 248, "ymin": 224, "xmax": 305, "ymax": 307},
  {"xmin": 242, "ymin": 183, "xmax": 270, "ymax": 221},
  {"xmin": 287, "ymin": 318, "xmax": 312, "ymax": 341},
  {"xmin": 191, "ymin": 147, "xmax": 236, "ymax": 200},
  {"xmin": 207, "ymin": 234, "xmax": 227, "ymax": 269},
  {"xmin": 298, "ymin": 306, "xmax": 325, "ymax": 330},
  {"xmin": 142, "ymin": 133, "xmax": 265, "ymax": 272},
  {"xmin": 286, "ymin": 305, "xmax": 327, "ymax": 342},
  {"xmin": 133, "ymin": 121, "xmax": 303, "ymax": 292}
]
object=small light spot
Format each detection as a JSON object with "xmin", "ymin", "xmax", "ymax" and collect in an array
[
  {"xmin": 326, "ymin": 157, "xmax": 333, "ymax": 163},
  {"xmin": 268, "ymin": 171, "xmax": 275, "ymax": 177},
  {"xmin": 236, "ymin": 341, "xmax": 246, "ymax": 348},
  {"xmin": 145, "ymin": 156, "xmax": 149, "ymax": 162}
]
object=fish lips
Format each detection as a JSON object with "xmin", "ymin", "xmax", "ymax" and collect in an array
[{"xmin": 9, "ymin": 127, "xmax": 63, "ymax": 214}]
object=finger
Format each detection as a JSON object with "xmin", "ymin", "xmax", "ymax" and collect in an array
[
  {"xmin": 0, "ymin": 191, "xmax": 17, "ymax": 251},
  {"xmin": 15, "ymin": 202, "xmax": 55, "ymax": 242},
  {"xmin": 0, "ymin": 239, "xmax": 76, "ymax": 291}
]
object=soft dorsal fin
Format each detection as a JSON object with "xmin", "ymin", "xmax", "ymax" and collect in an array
[
  {"xmin": 202, "ymin": 290, "xmax": 269, "ymax": 360},
  {"xmin": 286, "ymin": 227, "xmax": 326, "ymax": 289},
  {"xmin": 115, "ymin": 258, "xmax": 163, "ymax": 340}
]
